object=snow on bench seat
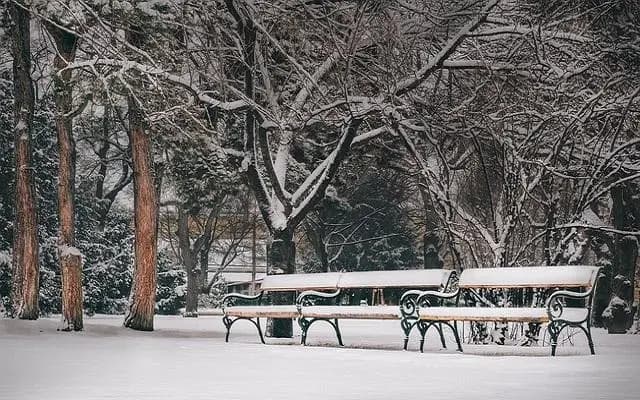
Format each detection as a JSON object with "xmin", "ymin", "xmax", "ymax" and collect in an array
[
  {"xmin": 337, "ymin": 269, "xmax": 453, "ymax": 289},
  {"xmin": 418, "ymin": 307, "xmax": 588, "ymax": 323},
  {"xmin": 458, "ymin": 266, "xmax": 600, "ymax": 288},
  {"xmin": 301, "ymin": 306, "xmax": 401, "ymax": 320},
  {"xmin": 260, "ymin": 272, "xmax": 341, "ymax": 292},
  {"xmin": 224, "ymin": 305, "xmax": 299, "ymax": 319}
]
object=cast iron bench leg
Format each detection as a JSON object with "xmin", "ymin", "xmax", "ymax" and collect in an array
[
  {"xmin": 401, "ymin": 318, "xmax": 415, "ymax": 351},
  {"xmin": 436, "ymin": 323, "xmax": 447, "ymax": 349},
  {"xmin": 223, "ymin": 316, "xmax": 232, "ymax": 342},
  {"xmin": 451, "ymin": 321, "xmax": 463, "ymax": 352},
  {"xmin": 223, "ymin": 316, "xmax": 265, "ymax": 344},
  {"xmin": 333, "ymin": 319, "xmax": 344, "ymax": 346},
  {"xmin": 298, "ymin": 317, "xmax": 310, "ymax": 345},
  {"xmin": 255, "ymin": 317, "xmax": 266, "ymax": 344}
]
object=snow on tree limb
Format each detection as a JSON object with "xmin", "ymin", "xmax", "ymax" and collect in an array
[
  {"xmin": 59, "ymin": 58, "xmax": 251, "ymax": 113},
  {"xmin": 256, "ymin": 123, "xmax": 292, "ymax": 206},
  {"xmin": 393, "ymin": 0, "xmax": 501, "ymax": 96},
  {"xmin": 470, "ymin": 25, "xmax": 591, "ymax": 43},
  {"xmin": 291, "ymin": 125, "xmax": 388, "ymax": 205},
  {"xmin": 289, "ymin": 117, "xmax": 362, "ymax": 227}
]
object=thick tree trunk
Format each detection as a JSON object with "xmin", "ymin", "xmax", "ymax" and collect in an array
[
  {"xmin": 123, "ymin": 27, "xmax": 157, "ymax": 331},
  {"xmin": 10, "ymin": 1, "xmax": 39, "ymax": 320},
  {"xmin": 123, "ymin": 94, "xmax": 158, "ymax": 330},
  {"xmin": 266, "ymin": 228, "xmax": 296, "ymax": 338},
  {"xmin": 48, "ymin": 24, "xmax": 83, "ymax": 331}
]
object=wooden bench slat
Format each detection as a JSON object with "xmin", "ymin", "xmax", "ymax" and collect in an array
[
  {"xmin": 419, "ymin": 307, "xmax": 588, "ymax": 323},
  {"xmin": 301, "ymin": 306, "xmax": 401, "ymax": 320},
  {"xmin": 458, "ymin": 266, "xmax": 599, "ymax": 289},
  {"xmin": 337, "ymin": 269, "xmax": 453, "ymax": 289},
  {"xmin": 260, "ymin": 272, "xmax": 342, "ymax": 292},
  {"xmin": 225, "ymin": 305, "xmax": 299, "ymax": 319}
]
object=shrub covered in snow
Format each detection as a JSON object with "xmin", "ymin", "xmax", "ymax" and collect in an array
[{"xmin": 156, "ymin": 251, "xmax": 186, "ymax": 315}]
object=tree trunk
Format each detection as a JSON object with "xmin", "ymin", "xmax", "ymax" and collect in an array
[
  {"xmin": 250, "ymin": 216, "xmax": 257, "ymax": 294},
  {"xmin": 48, "ymin": 23, "xmax": 83, "ymax": 331},
  {"xmin": 423, "ymin": 233, "xmax": 444, "ymax": 269},
  {"xmin": 123, "ymin": 27, "xmax": 157, "ymax": 331},
  {"xmin": 10, "ymin": 1, "xmax": 39, "ymax": 320},
  {"xmin": 266, "ymin": 228, "xmax": 296, "ymax": 338},
  {"xmin": 305, "ymin": 220, "xmax": 330, "ymax": 272},
  {"xmin": 123, "ymin": 94, "xmax": 158, "ymax": 330},
  {"xmin": 177, "ymin": 206, "xmax": 198, "ymax": 317},
  {"xmin": 603, "ymin": 183, "xmax": 640, "ymax": 333},
  {"xmin": 419, "ymin": 185, "xmax": 443, "ymax": 269},
  {"xmin": 199, "ymin": 243, "xmax": 211, "ymax": 293}
]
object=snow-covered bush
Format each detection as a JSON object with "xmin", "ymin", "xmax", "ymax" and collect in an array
[
  {"xmin": 198, "ymin": 277, "xmax": 227, "ymax": 310},
  {"xmin": 156, "ymin": 251, "xmax": 186, "ymax": 315},
  {"xmin": 78, "ymin": 202, "xmax": 134, "ymax": 315},
  {"xmin": 0, "ymin": 251, "xmax": 11, "ymax": 315}
]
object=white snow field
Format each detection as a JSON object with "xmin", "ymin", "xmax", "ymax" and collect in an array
[{"xmin": 1, "ymin": 315, "xmax": 638, "ymax": 400}]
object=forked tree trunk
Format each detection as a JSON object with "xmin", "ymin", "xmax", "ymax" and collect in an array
[
  {"xmin": 266, "ymin": 228, "xmax": 296, "ymax": 338},
  {"xmin": 48, "ymin": 23, "xmax": 83, "ymax": 331},
  {"xmin": 123, "ymin": 27, "xmax": 158, "ymax": 331},
  {"xmin": 10, "ymin": 1, "xmax": 39, "ymax": 320}
]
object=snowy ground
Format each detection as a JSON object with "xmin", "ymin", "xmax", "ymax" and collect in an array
[{"xmin": 0, "ymin": 315, "xmax": 638, "ymax": 400}]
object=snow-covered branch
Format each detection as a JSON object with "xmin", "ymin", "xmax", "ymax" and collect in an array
[{"xmin": 394, "ymin": 0, "xmax": 501, "ymax": 96}]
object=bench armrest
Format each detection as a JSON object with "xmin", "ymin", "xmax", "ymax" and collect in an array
[
  {"xmin": 546, "ymin": 288, "xmax": 593, "ymax": 322},
  {"xmin": 296, "ymin": 289, "xmax": 341, "ymax": 310},
  {"xmin": 222, "ymin": 292, "xmax": 263, "ymax": 311},
  {"xmin": 417, "ymin": 289, "xmax": 460, "ymax": 308},
  {"xmin": 399, "ymin": 290, "xmax": 426, "ymax": 319}
]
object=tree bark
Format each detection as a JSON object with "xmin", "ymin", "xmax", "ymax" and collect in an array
[
  {"xmin": 177, "ymin": 206, "xmax": 198, "ymax": 317},
  {"xmin": 199, "ymin": 242, "xmax": 211, "ymax": 293},
  {"xmin": 304, "ymin": 220, "xmax": 330, "ymax": 272},
  {"xmin": 604, "ymin": 183, "xmax": 640, "ymax": 332},
  {"xmin": 48, "ymin": 23, "xmax": 83, "ymax": 331},
  {"xmin": 10, "ymin": 1, "xmax": 39, "ymax": 320},
  {"xmin": 266, "ymin": 228, "xmax": 296, "ymax": 338},
  {"xmin": 419, "ymin": 185, "xmax": 443, "ymax": 269},
  {"xmin": 123, "ymin": 27, "xmax": 158, "ymax": 331}
]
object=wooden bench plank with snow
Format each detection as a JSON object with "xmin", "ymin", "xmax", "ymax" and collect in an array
[
  {"xmin": 221, "ymin": 269, "xmax": 455, "ymax": 345},
  {"xmin": 411, "ymin": 265, "xmax": 601, "ymax": 356}
]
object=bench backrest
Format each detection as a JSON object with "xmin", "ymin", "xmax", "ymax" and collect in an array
[
  {"xmin": 260, "ymin": 272, "xmax": 341, "ymax": 292},
  {"xmin": 259, "ymin": 269, "xmax": 454, "ymax": 292},
  {"xmin": 337, "ymin": 269, "xmax": 453, "ymax": 289},
  {"xmin": 458, "ymin": 265, "xmax": 600, "ymax": 289}
]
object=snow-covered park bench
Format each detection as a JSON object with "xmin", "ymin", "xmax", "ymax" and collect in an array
[
  {"xmin": 221, "ymin": 269, "xmax": 455, "ymax": 345},
  {"xmin": 410, "ymin": 265, "xmax": 601, "ymax": 356}
]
